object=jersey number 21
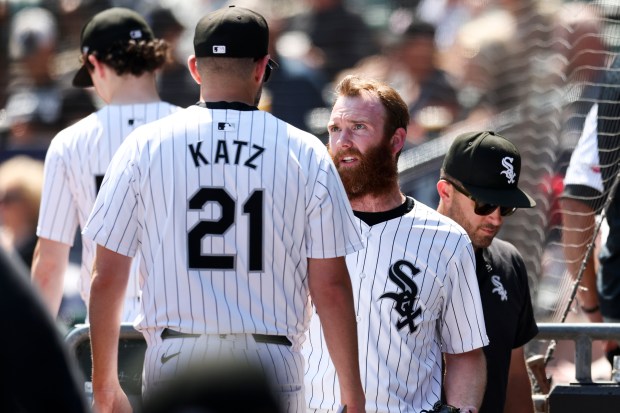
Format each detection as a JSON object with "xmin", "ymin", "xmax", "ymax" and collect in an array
[{"xmin": 188, "ymin": 187, "xmax": 263, "ymax": 272}]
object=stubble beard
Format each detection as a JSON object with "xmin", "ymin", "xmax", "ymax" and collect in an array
[{"xmin": 446, "ymin": 201, "xmax": 497, "ymax": 249}]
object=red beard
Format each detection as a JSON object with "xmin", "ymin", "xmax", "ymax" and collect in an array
[{"xmin": 330, "ymin": 140, "xmax": 398, "ymax": 199}]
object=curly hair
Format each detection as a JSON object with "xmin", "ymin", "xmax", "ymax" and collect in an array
[{"xmin": 82, "ymin": 38, "xmax": 170, "ymax": 77}]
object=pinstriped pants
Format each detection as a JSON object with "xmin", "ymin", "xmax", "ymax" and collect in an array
[{"xmin": 141, "ymin": 328, "xmax": 305, "ymax": 412}]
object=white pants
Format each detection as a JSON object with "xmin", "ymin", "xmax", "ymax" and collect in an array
[{"xmin": 142, "ymin": 329, "xmax": 305, "ymax": 412}]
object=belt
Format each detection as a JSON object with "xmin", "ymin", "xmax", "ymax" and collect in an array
[{"xmin": 160, "ymin": 328, "xmax": 292, "ymax": 346}]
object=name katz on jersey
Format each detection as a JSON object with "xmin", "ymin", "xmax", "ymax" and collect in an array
[{"xmin": 188, "ymin": 139, "xmax": 265, "ymax": 169}]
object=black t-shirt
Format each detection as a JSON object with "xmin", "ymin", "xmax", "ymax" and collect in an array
[{"xmin": 476, "ymin": 239, "xmax": 538, "ymax": 413}]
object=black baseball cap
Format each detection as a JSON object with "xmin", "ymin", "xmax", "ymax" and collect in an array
[
  {"xmin": 442, "ymin": 131, "xmax": 536, "ymax": 208},
  {"xmin": 193, "ymin": 6, "xmax": 277, "ymax": 73},
  {"xmin": 72, "ymin": 7, "xmax": 154, "ymax": 88}
]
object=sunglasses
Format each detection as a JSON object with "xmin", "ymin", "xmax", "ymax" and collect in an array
[
  {"xmin": 263, "ymin": 59, "xmax": 277, "ymax": 83},
  {"xmin": 441, "ymin": 178, "xmax": 516, "ymax": 217}
]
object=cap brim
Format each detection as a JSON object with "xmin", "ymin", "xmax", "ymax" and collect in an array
[
  {"xmin": 72, "ymin": 64, "xmax": 93, "ymax": 88},
  {"xmin": 463, "ymin": 184, "xmax": 536, "ymax": 208}
]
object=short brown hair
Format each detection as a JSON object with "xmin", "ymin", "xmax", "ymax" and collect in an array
[{"xmin": 334, "ymin": 75, "xmax": 409, "ymax": 144}]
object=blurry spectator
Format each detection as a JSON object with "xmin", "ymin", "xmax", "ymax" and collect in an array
[
  {"xmin": 148, "ymin": 6, "xmax": 199, "ymax": 107},
  {"xmin": 413, "ymin": 0, "xmax": 483, "ymax": 52},
  {"xmin": 0, "ymin": 155, "xmax": 44, "ymax": 268},
  {"xmin": 0, "ymin": 245, "xmax": 89, "ymax": 413},
  {"xmin": 0, "ymin": 2, "xmax": 10, "ymax": 109},
  {"xmin": 260, "ymin": 7, "xmax": 327, "ymax": 136},
  {"xmin": 2, "ymin": 6, "xmax": 96, "ymax": 154},
  {"xmin": 553, "ymin": 2, "xmax": 607, "ymax": 142},
  {"xmin": 391, "ymin": 20, "xmax": 461, "ymax": 147},
  {"xmin": 283, "ymin": 0, "xmax": 380, "ymax": 87}
]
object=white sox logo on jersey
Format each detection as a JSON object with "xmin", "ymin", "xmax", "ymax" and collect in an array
[
  {"xmin": 491, "ymin": 275, "xmax": 508, "ymax": 301},
  {"xmin": 500, "ymin": 157, "xmax": 516, "ymax": 184},
  {"xmin": 379, "ymin": 260, "xmax": 422, "ymax": 334}
]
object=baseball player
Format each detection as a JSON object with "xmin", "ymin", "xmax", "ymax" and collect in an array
[
  {"xmin": 31, "ymin": 8, "xmax": 180, "ymax": 323},
  {"xmin": 83, "ymin": 6, "xmax": 365, "ymax": 413},
  {"xmin": 437, "ymin": 131, "xmax": 538, "ymax": 413},
  {"xmin": 304, "ymin": 75, "xmax": 488, "ymax": 413},
  {"xmin": 561, "ymin": 54, "xmax": 620, "ymax": 363}
]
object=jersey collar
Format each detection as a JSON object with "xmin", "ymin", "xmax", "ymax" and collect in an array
[
  {"xmin": 353, "ymin": 196, "xmax": 414, "ymax": 226},
  {"xmin": 196, "ymin": 101, "xmax": 259, "ymax": 111}
]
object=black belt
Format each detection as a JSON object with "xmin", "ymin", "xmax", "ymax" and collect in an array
[{"xmin": 160, "ymin": 328, "xmax": 292, "ymax": 346}]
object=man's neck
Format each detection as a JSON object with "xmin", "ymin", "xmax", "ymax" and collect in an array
[
  {"xmin": 107, "ymin": 73, "xmax": 161, "ymax": 104},
  {"xmin": 349, "ymin": 188, "xmax": 405, "ymax": 213},
  {"xmin": 200, "ymin": 79, "xmax": 258, "ymax": 106}
]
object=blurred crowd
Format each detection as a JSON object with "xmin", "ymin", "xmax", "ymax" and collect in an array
[{"xmin": 0, "ymin": 0, "xmax": 617, "ymax": 327}]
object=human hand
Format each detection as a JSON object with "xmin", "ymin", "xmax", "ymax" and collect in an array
[
  {"xmin": 340, "ymin": 393, "xmax": 365, "ymax": 413},
  {"xmin": 92, "ymin": 386, "xmax": 132, "ymax": 413}
]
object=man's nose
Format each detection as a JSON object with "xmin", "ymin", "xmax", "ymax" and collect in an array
[
  {"xmin": 487, "ymin": 207, "xmax": 503, "ymax": 225},
  {"xmin": 335, "ymin": 129, "xmax": 353, "ymax": 149}
]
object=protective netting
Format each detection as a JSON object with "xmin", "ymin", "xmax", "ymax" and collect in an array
[{"xmin": 398, "ymin": 0, "xmax": 620, "ymax": 323}]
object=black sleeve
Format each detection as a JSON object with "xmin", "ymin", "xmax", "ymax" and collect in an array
[
  {"xmin": 509, "ymin": 244, "xmax": 539, "ymax": 348},
  {"xmin": 0, "ymin": 248, "xmax": 89, "ymax": 413}
]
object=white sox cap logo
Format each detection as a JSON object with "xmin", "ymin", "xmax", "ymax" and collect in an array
[
  {"xmin": 213, "ymin": 45, "xmax": 226, "ymax": 54},
  {"xmin": 491, "ymin": 275, "xmax": 508, "ymax": 301},
  {"xmin": 500, "ymin": 156, "xmax": 516, "ymax": 184}
]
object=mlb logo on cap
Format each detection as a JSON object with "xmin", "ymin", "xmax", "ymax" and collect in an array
[
  {"xmin": 129, "ymin": 30, "xmax": 143, "ymax": 39},
  {"xmin": 213, "ymin": 45, "xmax": 226, "ymax": 54}
]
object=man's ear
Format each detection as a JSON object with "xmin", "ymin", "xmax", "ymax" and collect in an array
[
  {"xmin": 187, "ymin": 55, "xmax": 201, "ymax": 84},
  {"xmin": 255, "ymin": 55, "xmax": 270, "ymax": 83},
  {"xmin": 88, "ymin": 54, "xmax": 104, "ymax": 80},
  {"xmin": 390, "ymin": 127, "xmax": 407, "ymax": 156},
  {"xmin": 436, "ymin": 179, "xmax": 452, "ymax": 203}
]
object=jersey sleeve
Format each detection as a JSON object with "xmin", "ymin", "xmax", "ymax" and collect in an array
[
  {"xmin": 36, "ymin": 136, "xmax": 79, "ymax": 245},
  {"xmin": 441, "ymin": 240, "xmax": 489, "ymax": 353},
  {"xmin": 562, "ymin": 103, "xmax": 605, "ymax": 211},
  {"xmin": 304, "ymin": 151, "xmax": 364, "ymax": 258},
  {"xmin": 512, "ymin": 250, "xmax": 539, "ymax": 348},
  {"xmin": 82, "ymin": 137, "xmax": 141, "ymax": 257},
  {"xmin": 597, "ymin": 55, "xmax": 620, "ymax": 196}
]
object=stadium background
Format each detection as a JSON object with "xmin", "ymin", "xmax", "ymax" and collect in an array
[{"xmin": 1, "ymin": 0, "xmax": 620, "ymax": 385}]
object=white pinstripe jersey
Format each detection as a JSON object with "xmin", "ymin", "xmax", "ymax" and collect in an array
[
  {"xmin": 37, "ymin": 102, "xmax": 180, "ymax": 318},
  {"xmin": 82, "ymin": 102, "xmax": 364, "ymax": 336},
  {"xmin": 304, "ymin": 198, "xmax": 488, "ymax": 413}
]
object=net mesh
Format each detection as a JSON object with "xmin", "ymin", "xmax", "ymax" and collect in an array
[{"xmin": 398, "ymin": 0, "xmax": 620, "ymax": 324}]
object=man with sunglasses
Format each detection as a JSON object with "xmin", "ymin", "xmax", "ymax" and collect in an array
[{"xmin": 437, "ymin": 130, "xmax": 538, "ymax": 413}]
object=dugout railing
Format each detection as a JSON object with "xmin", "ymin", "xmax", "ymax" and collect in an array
[
  {"xmin": 533, "ymin": 323, "xmax": 620, "ymax": 412},
  {"xmin": 65, "ymin": 323, "xmax": 146, "ymax": 411},
  {"xmin": 65, "ymin": 322, "xmax": 620, "ymax": 412}
]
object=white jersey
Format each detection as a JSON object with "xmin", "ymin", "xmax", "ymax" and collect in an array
[
  {"xmin": 564, "ymin": 103, "xmax": 602, "ymax": 192},
  {"xmin": 82, "ymin": 102, "xmax": 364, "ymax": 337},
  {"xmin": 37, "ymin": 102, "xmax": 180, "ymax": 321},
  {"xmin": 304, "ymin": 198, "xmax": 488, "ymax": 413}
]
